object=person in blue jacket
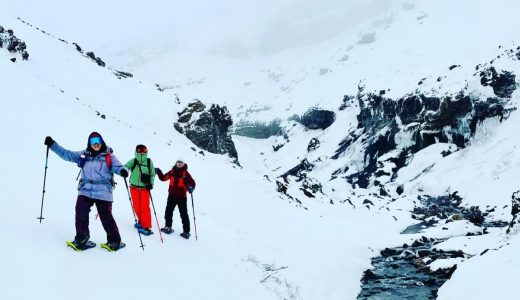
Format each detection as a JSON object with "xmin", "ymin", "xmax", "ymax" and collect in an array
[{"xmin": 44, "ymin": 132, "xmax": 128, "ymax": 251}]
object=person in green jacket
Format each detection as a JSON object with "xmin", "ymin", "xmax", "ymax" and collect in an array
[{"xmin": 124, "ymin": 144, "xmax": 156, "ymax": 235}]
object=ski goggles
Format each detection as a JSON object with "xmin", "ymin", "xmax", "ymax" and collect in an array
[
  {"xmin": 89, "ymin": 136, "xmax": 103, "ymax": 146},
  {"xmin": 176, "ymin": 160, "xmax": 184, "ymax": 164},
  {"xmin": 136, "ymin": 146, "xmax": 148, "ymax": 154}
]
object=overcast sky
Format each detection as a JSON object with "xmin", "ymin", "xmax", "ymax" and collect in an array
[{"xmin": 1, "ymin": 0, "xmax": 394, "ymax": 57}]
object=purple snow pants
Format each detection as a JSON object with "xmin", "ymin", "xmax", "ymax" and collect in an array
[{"xmin": 75, "ymin": 195, "xmax": 121, "ymax": 243}]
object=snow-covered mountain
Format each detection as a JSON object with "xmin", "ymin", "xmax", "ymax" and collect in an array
[{"xmin": 2, "ymin": 0, "xmax": 520, "ymax": 299}]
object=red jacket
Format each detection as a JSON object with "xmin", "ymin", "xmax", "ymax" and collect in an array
[{"xmin": 158, "ymin": 164, "xmax": 196, "ymax": 198}]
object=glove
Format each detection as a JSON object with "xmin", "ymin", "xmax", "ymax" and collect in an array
[
  {"xmin": 120, "ymin": 169, "xmax": 129, "ymax": 178},
  {"xmin": 155, "ymin": 168, "xmax": 162, "ymax": 175},
  {"xmin": 187, "ymin": 186, "xmax": 194, "ymax": 194},
  {"xmin": 146, "ymin": 184, "xmax": 153, "ymax": 190},
  {"xmin": 44, "ymin": 136, "xmax": 55, "ymax": 147}
]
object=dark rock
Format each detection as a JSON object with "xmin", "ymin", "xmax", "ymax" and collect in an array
[
  {"xmin": 10, "ymin": 57, "xmax": 16, "ymax": 62},
  {"xmin": 396, "ymin": 185, "xmax": 404, "ymax": 195},
  {"xmin": 73, "ymin": 42, "xmax": 82, "ymax": 52},
  {"xmin": 298, "ymin": 108, "xmax": 336, "ymax": 130},
  {"xmin": 307, "ymin": 138, "xmax": 320, "ymax": 152},
  {"xmin": 281, "ymin": 159, "xmax": 314, "ymax": 181},
  {"xmin": 114, "ymin": 70, "xmax": 133, "ymax": 78},
  {"xmin": 362, "ymin": 269, "xmax": 379, "ymax": 280},
  {"xmin": 507, "ymin": 190, "xmax": 520, "ymax": 234},
  {"xmin": 21, "ymin": 51, "xmax": 29, "ymax": 60},
  {"xmin": 178, "ymin": 112, "xmax": 193, "ymax": 123},
  {"xmin": 381, "ymin": 248, "xmax": 400, "ymax": 257},
  {"xmin": 95, "ymin": 57, "xmax": 105, "ymax": 67},
  {"xmin": 188, "ymin": 99, "xmax": 206, "ymax": 112},
  {"xmin": 400, "ymin": 250, "xmax": 417, "ymax": 259},
  {"xmin": 480, "ymin": 67, "xmax": 517, "ymax": 98},
  {"xmin": 417, "ymin": 249, "xmax": 433, "ymax": 258},
  {"xmin": 411, "ymin": 240, "xmax": 425, "ymax": 247},
  {"xmin": 363, "ymin": 199, "xmax": 375, "ymax": 206},
  {"xmin": 86, "ymin": 51, "xmax": 96, "ymax": 60},
  {"xmin": 174, "ymin": 104, "xmax": 237, "ymax": 160},
  {"xmin": 449, "ymin": 65, "xmax": 461, "ymax": 70}
]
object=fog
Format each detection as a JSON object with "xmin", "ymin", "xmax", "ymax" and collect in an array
[{"xmin": 1, "ymin": 0, "xmax": 394, "ymax": 57}]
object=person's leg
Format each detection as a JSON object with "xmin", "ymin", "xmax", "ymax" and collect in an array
[
  {"xmin": 177, "ymin": 197, "xmax": 190, "ymax": 234},
  {"xmin": 164, "ymin": 195, "xmax": 176, "ymax": 228},
  {"xmin": 130, "ymin": 187, "xmax": 142, "ymax": 226},
  {"xmin": 141, "ymin": 189, "xmax": 152, "ymax": 229},
  {"xmin": 95, "ymin": 200, "xmax": 121, "ymax": 243},
  {"xmin": 75, "ymin": 195, "xmax": 94, "ymax": 242}
]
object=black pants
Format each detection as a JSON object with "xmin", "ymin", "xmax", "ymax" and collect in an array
[
  {"xmin": 75, "ymin": 195, "xmax": 121, "ymax": 243},
  {"xmin": 164, "ymin": 195, "xmax": 190, "ymax": 233}
]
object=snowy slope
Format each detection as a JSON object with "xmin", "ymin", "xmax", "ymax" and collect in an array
[
  {"xmin": 3, "ymin": 0, "xmax": 520, "ymax": 299},
  {"xmin": 0, "ymin": 10, "xmax": 416, "ymax": 300}
]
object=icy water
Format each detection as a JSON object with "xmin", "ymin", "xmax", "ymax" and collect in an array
[
  {"xmin": 358, "ymin": 193, "xmax": 508, "ymax": 300},
  {"xmin": 357, "ymin": 237, "xmax": 453, "ymax": 300}
]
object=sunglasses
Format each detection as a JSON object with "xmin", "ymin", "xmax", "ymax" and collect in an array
[
  {"xmin": 137, "ymin": 147, "xmax": 148, "ymax": 154},
  {"xmin": 89, "ymin": 136, "xmax": 102, "ymax": 146}
]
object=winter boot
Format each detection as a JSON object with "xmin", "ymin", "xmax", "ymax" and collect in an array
[
  {"xmin": 138, "ymin": 227, "xmax": 153, "ymax": 236},
  {"xmin": 71, "ymin": 238, "xmax": 96, "ymax": 250},
  {"xmin": 161, "ymin": 227, "xmax": 174, "ymax": 234},
  {"xmin": 104, "ymin": 241, "xmax": 126, "ymax": 251},
  {"xmin": 134, "ymin": 223, "xmax": 143, "ymax": 229},
  {"xmin": 180, "ymin": 232, "xmax": 190, "ymax": 239}
]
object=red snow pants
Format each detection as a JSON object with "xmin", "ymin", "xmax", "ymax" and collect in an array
[{"xmin": 130, "ymin": 187, "xmax": 152, "ymax": 229}]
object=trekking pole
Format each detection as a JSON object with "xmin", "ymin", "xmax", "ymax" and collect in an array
[
  {"xmin": 149, "ymin": 192, "xmax": 164, "ymax": 243},
  {"xmin": 124, "ymin": 178, "xmax": 145, "ymax": 251},
  {"xmin": 190, "ymin": 193, "xmax": 198, "ymax": 241},
  {"xmin": 37, "ymin": 146, "xmax": 50, "ymax": 223}
]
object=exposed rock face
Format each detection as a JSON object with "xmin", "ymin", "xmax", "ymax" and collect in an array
[
  {"xmin": 174, "ymin": 100, "xmax": 238, "ymax": 161},
  {"xmin": 334, "ymin": 81, "xmax": 515, "ymax": 188},
  {"xmin": 297, "ymin": 108, "xmax": 336, "ymax": 130},
  {"xmin": 506, "ymin": 190, "xmax": 520, "ymax": 234},
  {"xmin": 480, "ymin": 67, "xmax": 517, "ymax": 98},
  {"xmin": 0, "ymin": 26, "xmax": 29, "ymax": 60}
]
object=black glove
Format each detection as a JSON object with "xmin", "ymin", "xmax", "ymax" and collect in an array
[
  {"xmin": 44, "ymin": 136, "xmax": 55, "ymax": 147},
  {"xmin": 146, "ymin": 184, "xmax": 153, "ymax": 190},
  {"xmin": 155, "ymin": 168, "xmax": 162, "ymax": 175},
  {"xmin": 120, "ymin": 169, "xmax": 129, "ymax": 178}
]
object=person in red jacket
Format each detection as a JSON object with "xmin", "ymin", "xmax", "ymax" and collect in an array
[{"xmin": 155, "ymin": 158, "xmax": 196, "ymax": 239}]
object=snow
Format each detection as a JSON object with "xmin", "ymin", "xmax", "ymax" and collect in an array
[
  {"xmin": 429, "ymin": 258, "xmax": 465, "ymax": 272},
  {"xmin": 2, "ymin": 0, "xmax": 520, "ymax": 299}
]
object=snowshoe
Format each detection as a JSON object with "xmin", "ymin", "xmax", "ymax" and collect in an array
[
  {"xmin": 138, "ymin": 227, "xmax": 153, "ymax": 236},
  {"xmin": 66, "ymin": 240, "xmax": 96, "ymax": 251},
  {"xmin": 161, "ymin": 227, "xmax": 174, "ymax": 234},
  {"xmin": 180, "ymin": 232, "xmax": 191, "ymax": 239},
  {"xmin": 100, "ymin": 242, "xmax": 126, "ymax": 252}
]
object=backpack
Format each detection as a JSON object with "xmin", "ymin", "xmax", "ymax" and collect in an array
[{"xmin": 76, "ymin": 152, "xmax": 115, "ymax": 187}]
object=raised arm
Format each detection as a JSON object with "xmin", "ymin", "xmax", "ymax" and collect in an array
[{"xmin": 46, "ymin": 138, "xmax": 82, "ymax": 164}]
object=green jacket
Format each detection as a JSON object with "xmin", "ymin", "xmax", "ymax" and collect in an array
[{"xmin": 124, "ymin": 151, "xmax": 155, "ymax": 187}]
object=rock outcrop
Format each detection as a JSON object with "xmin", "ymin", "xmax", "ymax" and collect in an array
[{"xmin": 174, "ymin": 100, "xmax": 238, "ymax": 161}]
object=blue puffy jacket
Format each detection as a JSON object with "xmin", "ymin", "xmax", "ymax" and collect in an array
[{"xmin": 50, "ymin": 142, "xmax": 125, "ymax": 202}]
